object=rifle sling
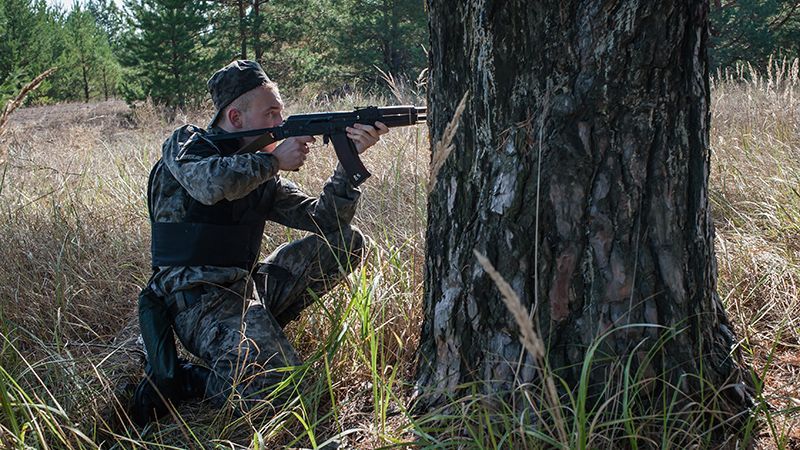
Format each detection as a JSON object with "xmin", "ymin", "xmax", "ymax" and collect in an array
[{"xmin": 237, "ymin": 132, "xmax": 276, "ymax": 154}]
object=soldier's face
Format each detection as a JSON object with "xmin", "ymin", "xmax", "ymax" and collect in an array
[
  {"xmin": 241, "ymin": 86, "xmax": 284, "ymax": 129},
  {"xmin": 240, "ymin": 85, "xmax": 284, "ymax": 151}
]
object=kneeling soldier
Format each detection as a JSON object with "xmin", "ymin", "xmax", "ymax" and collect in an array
[{"xmin": 132, "ymin": 60, "xmax": 388, "ymax": 424}]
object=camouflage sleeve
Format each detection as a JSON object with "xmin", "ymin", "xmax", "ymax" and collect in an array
[
  {"xmin": 267, "ymin": 163, "xmax": 361, "ymax": 234},
  {"xmin": 161, "ymin": 125, "xmax": 279, "ymax": 205}
]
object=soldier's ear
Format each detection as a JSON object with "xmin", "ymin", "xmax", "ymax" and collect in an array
[{"xmin": 226, "ymin": 107, "xmax": 243, "ymax": 129}]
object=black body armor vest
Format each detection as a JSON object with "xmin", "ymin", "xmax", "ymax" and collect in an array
[{"xmin": 147, "ymin": 159, "xmax": 269, "ymax": 269}]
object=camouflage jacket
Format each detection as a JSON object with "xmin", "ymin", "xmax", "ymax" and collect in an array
[{"xmin": 147, "ymin": 124, "xmax": 361, "ymax": 297}]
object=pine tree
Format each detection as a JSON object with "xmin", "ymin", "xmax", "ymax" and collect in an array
[
  {"xmin": 59, "ymin": 4, "xmax": 112, "ymax": 102},
  {"xmin": 207, "ymin": 0, "xmax": 249, "ymax": 61},
  {"xmin": 0, "ymin": 0, "xmax": 46, "ymax": 84},
  {"xmin": 342, "ymin": 0, "xmax": 427, "ymax": 82},
  {"xmin": 123, "ymin": 0, "xmax": 221, "ymax": 108},
  {"xmin": 0, "ymin": 0, "xmax": 65, "ymax": 103},
  {"xmin": 95, "ymin": 42, "xmax": 122, "ymax": 101},
  {"xmin": 418, "ymin": 0, "xmax": 753, "ymax": 443},
  {"xmin": 87, "ymin": 0, "xmax": 124, "ymax": 50},
  {"xmin": 711, "ymin": 0, "xmax": 800, "ymax": 69}
]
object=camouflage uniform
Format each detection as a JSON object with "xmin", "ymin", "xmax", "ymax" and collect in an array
[{"xmin": 146, "ymin": 123, "xmax": 364, "ymax": 411}]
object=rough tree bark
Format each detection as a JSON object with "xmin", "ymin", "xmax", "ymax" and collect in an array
[{"xmin": 417, "ymin": 0, "xmax": 752, "ymax": 431}]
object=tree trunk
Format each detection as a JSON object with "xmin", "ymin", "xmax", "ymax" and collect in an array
[
  {"xmin": 170, "ymin": 36, "xmax": 183, "ymax": 109},
  {"xmin": 252, "ymin": 0, "xmax": 264, "ymax": 61},
  {"xmin": 417, "ymin": 0, "xmax": 752, "ymax": 437},
  {"xmin": 102, "ymin": 67, "xmax": 109, "ymax": 101},
  {"xmin": 381, "ymin": 0, "xmax": 401, "ymax": 75},
  {"xmin": 81, "ymin": 61, "xmax": 90, "ymax": 103},
  {"xmin": 238, "ymin": 0, "xmax": 247, "ymax": 59}
]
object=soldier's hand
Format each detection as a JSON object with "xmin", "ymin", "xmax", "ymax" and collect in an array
[
  {"xmin": 346, "ymin": 121, "xmax": 389, "ymax": 154},
  {"xmin": 270, "ymin": 136, "xmax": 314, "ymax": 171}
]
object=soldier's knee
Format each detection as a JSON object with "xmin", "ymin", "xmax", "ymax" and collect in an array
[{"xmin": 324, "ymin": 225, "xmax": 365, "ymax": 271}]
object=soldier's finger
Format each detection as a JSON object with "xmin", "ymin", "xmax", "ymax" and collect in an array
[
  {"xmin": 295, "ymin": 135, "xmax": 315, "ymax": 144},
  {"xmin": 347, "ymin": 131, "xmax": 369, "ymax": 143},
  {"xmin": 375, "ymin": 121, "xmax": 389, "ymax": 135},
  {"xmin": 355, "ymin": 123, "xmax": 380, "ymax": 139}
]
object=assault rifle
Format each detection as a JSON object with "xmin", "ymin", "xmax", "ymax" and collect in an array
[{"xmin": 206, "ymin": 105, "xmax": 427, "ymax": 186}]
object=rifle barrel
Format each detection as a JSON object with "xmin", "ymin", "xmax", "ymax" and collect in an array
[{"xmin": 377, "ymin": 105, "xmax": 426, "ymax": 128}]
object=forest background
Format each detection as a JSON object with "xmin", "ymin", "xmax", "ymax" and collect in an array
[
  {"xmin": 1, "ymin": 0, "xmax": 429, "ymax": 108},
  {"xmin": 2, "ymin": 0, "xmax": 800, "ymax": 108}
]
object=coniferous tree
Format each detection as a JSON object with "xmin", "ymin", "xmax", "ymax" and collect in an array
[
  {"xmin": 0, "ymin": 0, "xmax": 47, "ymax": 84},
  {"xmin": 200, "ymin": 0, "xmax": 427, "ymax": 92},
  {"xmin": 418, "ymin": 1, "xmax": 753, "ymax": 444},
  {"xmin": 207, "ymin": 0, "xmax": 250, "ymax": 61},
  {"xmin": 205, "ymin": 0, "xmax": 264, "ymax": 62},
  {"xmin": 123, "ymin": 0, "xmax": 221, "ymax": 108},
  {"xmin": 0, "ymin": 0, "xmax": 34, "ymax": 84},
  {"xmin": 59, "ymin": 4, "xmax": 112, "ymax": 102},
  {"xmin": 95, "ymin": 42, "xmax": 122, "ymax": 101},
  {"xmin": 252, "ymin": 0, "xmax": 335, "ymax": 87},
  {"xmin": 87, "ymin": 0, "xmax": 125, "ymax": 50},
  {"xmin": 711, "ymin": 0, "xmax": 800, "ymax": 69},
  {"xmin": 342, "ymin": 0, "xmax": 427, "ymax": 82},
  {"xmin": 0, "ymin": 2, "xmax": 11, "ymax": 104},
  {"xmin": 0, "ymin": 0, "xmax": 65, "ymax": 103},
  {"xmin": 250, "ymin": 0, "xmax": 272, "ymax": 61}
]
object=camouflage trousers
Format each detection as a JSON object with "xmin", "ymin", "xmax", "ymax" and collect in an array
[{"xmin": 168, "ymin": 226, "xmax": 364, "ymax": 411}]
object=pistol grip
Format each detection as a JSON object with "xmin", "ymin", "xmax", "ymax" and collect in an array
[{"xmin": 329, "ymin": 133, "xmax": 371, "ymax": 186}]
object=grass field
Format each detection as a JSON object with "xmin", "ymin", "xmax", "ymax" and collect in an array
[{"xmin": 0, "ymin": 61, "xmax": 798, "ymax": 448}]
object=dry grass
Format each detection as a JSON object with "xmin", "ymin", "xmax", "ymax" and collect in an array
[
  {"xmin": 0, "ymin": 61, "xmax": 798, "ymax": 448},
  {"xmin": 710, "ymin": 58, "xmax": 800, "ymax": 447},
  {"xmin": 0, "ymin": 93, "xmax": 429, "ymax": 448}
]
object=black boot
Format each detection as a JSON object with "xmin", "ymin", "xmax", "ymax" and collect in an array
[
  {"xmin": 129, "ymin": 361, "xmax": 211, "ymax": 426},
  {"xmin": 130, "ymin": 377, "xmax": 172, "ymax": 426},
  {"xmin": 178, "ymin": 361, "xmax": 211, "ymax": 401}
]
